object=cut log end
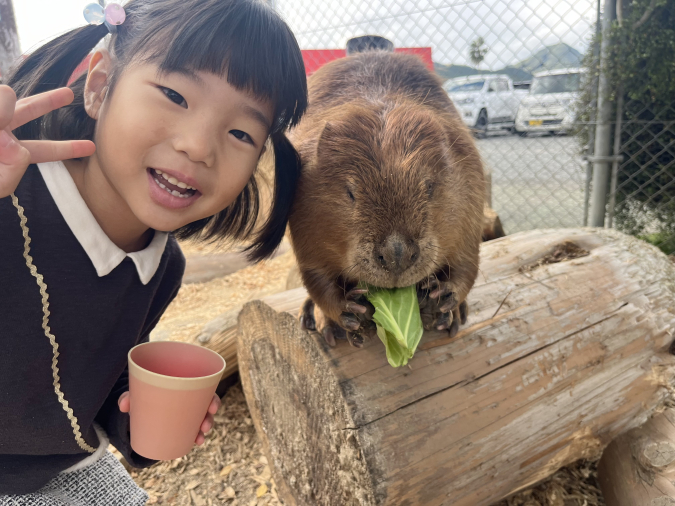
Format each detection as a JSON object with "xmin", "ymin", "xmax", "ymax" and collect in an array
[
  {"xmin": 238, "ymin": 301, "xmax": 377, "ymax": 506},
  {"xmin": 598, "ymin": 409, "xmax": 675, "ymax": 506}
]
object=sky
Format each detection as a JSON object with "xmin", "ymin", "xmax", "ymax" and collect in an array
[
  {"xmin": 15, "ymin": 0, "xmax": 599, "ymax": 68},
  {"xmin": 14, "ymin": 0, "xmax": 89, "ymax": 54}
]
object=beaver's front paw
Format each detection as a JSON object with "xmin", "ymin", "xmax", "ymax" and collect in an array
[
  {"xmin": 417, "ymin": 279, "xmax": 467, "ymax": 337},
  {"xmin": 299, "ymin": 298, "xmax": 317, "ymax": 331},
  {"xmin": 334, "ymin": 287, "xmax": 376, "ymax": 347},
  {"xmin": 300, "ymin": 290, "xmax": 376, "ymax": 348}
]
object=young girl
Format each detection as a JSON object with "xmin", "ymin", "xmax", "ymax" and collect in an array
[{"xmin": 0, "ymin": 0, "xmax": 307, "ymax": 503}]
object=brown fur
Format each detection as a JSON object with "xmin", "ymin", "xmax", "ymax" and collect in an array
[{"xmin": 287, "ymin": 51, "xmax": 485, "ymax": 340}]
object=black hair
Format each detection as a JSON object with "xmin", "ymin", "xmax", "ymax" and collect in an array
[{"xmin": 8, "ymin": 0, "xmax": 308, "ymax": 261}]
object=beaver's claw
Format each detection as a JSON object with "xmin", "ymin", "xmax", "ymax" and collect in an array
[
  {"xmin": 335, "ymin": 288, "xmax": 376, "ymax": 347},
  {"xmin": 417, "ymin": 279, "xmax": 468, "ymax": 337}
]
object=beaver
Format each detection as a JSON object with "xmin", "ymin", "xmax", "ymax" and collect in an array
[{"xmin": 287, "ymin": 51, "xmax": 485, "ymax": 347}]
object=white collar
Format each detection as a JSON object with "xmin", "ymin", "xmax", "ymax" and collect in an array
[{"xmin": 37, "ymin": 161, "xmax": 169, "ymax": 285}]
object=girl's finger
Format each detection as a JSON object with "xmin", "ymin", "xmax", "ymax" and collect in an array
[
  {"xmin": 118, "ymin": 392, "xmax": 131, "ymax": 413},
  {"xmin": 0, "ymin": 86, "xmax": 17, "ymax": 132},
  {"xmin": 201, "ymin": 413, "xmax": 214, "ymax": 434},
  {"xmin": 195, "ymin": 432, "xmax": 205, "ymax": 446},
  {"xmin": 208, "ymin": 395, "xmax": 221, "ymax": 415},
  {"xmin": 10, "ymin": 88, "xmax": 75, "ymax": 132},
  {"xmin": 23, "ymin": 139, "xmax": 96, "ymax": 164},
  {"xmin": 0, "ymin": 131, "xmax": 31, "ymax": 199}
]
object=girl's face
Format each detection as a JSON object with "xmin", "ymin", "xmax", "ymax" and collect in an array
[{"xmin": 87, "ymin": 54, "xmax": 274, "ymax": 233}]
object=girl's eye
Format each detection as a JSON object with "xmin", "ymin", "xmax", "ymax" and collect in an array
[
  {"xmin": 160, "ymin": 87, "xmax": 187, "ymax": 108},
  {"xmin": 230, "ymin": 130, "xmax": 254, "ymax": 144}
]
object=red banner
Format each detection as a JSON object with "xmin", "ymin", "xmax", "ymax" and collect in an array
[{"xmin": 302, "ymin": 47, "xmax": 433, "ymax": 76}]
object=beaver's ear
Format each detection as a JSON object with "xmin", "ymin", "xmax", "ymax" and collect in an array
[
  {"xmin": 316, "ymin": 121, "xmax": 349, "ymax": 161},
  {"xmin": 316, "ymin": 121, "xmax": 341, "ymax": 162}
]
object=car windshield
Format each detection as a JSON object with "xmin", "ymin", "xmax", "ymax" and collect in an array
[
  {"xmin": 530, "ymin": 73, "xmax": 580, "ymax": 94},
  {"xmin": 447, "ymin": 81, "xmax": 485, "ymax": 92}
]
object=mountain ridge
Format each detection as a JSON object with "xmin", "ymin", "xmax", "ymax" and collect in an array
[{"xmin": 434, "ymin": 42, "xmax": 582, "ymax": 82}]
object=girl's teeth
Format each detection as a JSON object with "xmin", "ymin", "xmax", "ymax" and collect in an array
[
  {"xmin": 171, "ymin": 190, "xmax": 181, "ymax": 197},
  {"xmin": 153, "ymin": 169, "xmax": 196, "ymax": 194}
]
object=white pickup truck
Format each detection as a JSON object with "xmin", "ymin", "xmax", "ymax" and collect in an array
[{"xmin": 443, "ymin": 74, "xmax": 528, "ymax": 137}]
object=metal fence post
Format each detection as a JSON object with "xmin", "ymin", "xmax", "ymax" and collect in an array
[
  {"xmin": 589, "ymin": 0, "xmax": 617, "ymax": 227},
  {"xmin": 583, "ymin": 0, "xmax": 604, "ymax": 227}
]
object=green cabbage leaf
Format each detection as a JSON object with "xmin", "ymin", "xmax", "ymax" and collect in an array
[{"xmin": 362, "ymin": 284, "xmax": 423, "ymax": 367}]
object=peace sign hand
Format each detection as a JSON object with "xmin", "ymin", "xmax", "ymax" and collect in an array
[{"xmin": 0, "ymin": 85, "xmax": 96, "ymax": 199}]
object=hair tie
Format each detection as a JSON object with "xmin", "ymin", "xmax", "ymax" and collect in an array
[{"xmin": 83, "ymin": 1, "xmax": 126, "ymax": 33}]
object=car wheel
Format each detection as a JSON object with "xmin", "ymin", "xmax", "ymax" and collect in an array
[
  {"xmin": 474, "ymin": 109, "xmax": 488, "ymax": 138},
  {"xmin": 518, "ymin": 131, "xmax": 527, "ymax": 137}
]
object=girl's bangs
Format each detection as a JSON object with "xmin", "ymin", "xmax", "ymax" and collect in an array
[{"xmin": 143, "ymin": 0, "xmax": 307, "ymax": 133}]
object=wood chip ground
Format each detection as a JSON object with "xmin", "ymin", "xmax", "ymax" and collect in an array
[{"xmin": 115, "ymin": 241, "xmax": 605, "ymax": 506}]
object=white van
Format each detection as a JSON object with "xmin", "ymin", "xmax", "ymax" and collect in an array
[
  {"xmin": 515, "ymin": 68, "xmax": 586, "ymax": 135},
  {"xmin": 444, "ymin": 74, "xmax": 527, "ymax": 137}
]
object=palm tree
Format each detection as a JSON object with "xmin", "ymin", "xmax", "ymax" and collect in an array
[
  {"xmin": 0, "ymin": 0, "xmax": 20, "ymax": 83},
  {"xmin": 469, "ymin": 37, "xmax": 489, "ymax": 69}
]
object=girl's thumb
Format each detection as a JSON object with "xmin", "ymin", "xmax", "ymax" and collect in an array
[{"xmin": 0, "ymin": 131, "xmax": 31, "ymax": 199}]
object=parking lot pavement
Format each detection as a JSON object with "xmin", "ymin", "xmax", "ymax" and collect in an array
[{"xmin": 476, "ymin": 133, "xmax": 587, "ymax": 234}]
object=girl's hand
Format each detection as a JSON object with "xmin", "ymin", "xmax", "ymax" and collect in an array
[
  {"xmin": 117, "ymin": 391, "xmax": 222, "ymax": 446},
  {"xmin": 0, "ymin": 85, "xmax": 96, "ymax": 199}
]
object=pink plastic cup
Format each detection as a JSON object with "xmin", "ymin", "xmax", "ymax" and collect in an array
[{"xmin": 128, "ymin": 341, "xmax": 226, "ymax": 460}]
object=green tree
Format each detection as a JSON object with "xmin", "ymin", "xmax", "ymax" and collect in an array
[
  {"xmin": 469, "ymin": 37, "xmax": 488, "ymax": 68},
  {"xmin": 578, "ymin": 0, "xmax": 675, "ymax": 253}
]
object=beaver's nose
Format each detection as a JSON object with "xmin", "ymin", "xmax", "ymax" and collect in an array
[{"xmin": 375, "ymin": 235, "xmax": 420, "ymax": 275}]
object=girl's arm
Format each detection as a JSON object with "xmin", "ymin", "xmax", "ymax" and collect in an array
[{"xmin": 0, "ymin": 86, "xmax": 95, "ymax": 199}]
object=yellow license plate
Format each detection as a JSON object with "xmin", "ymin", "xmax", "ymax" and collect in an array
[{"xmin": 529, "ymin": 120, "xmax": 543, "ymax": 126}]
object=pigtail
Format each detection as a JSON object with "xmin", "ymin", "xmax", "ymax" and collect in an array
[
  {"xmin": 8, "ymin": 23, "xmax": 109, "ymax": 142},
  {"xmin": 245, "ymin": 132, "xmax": 302, "ymax": 262}
]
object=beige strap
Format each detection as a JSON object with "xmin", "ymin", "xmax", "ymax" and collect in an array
[{"xmin": 10, "ymin": 193, "xmax": 95, "ymax": 453}]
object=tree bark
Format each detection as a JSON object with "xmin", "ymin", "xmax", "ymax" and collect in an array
[
  {"xmin": 236, "ymin": 228, "xmax": 675, "ymax": 506},
  {"xmin": 0, "ymin": 0, "xmax": 20, "ymax": 83},
  {"xmin": 598, "ymin": 409, "xmax": 675, "ymax": 506}
]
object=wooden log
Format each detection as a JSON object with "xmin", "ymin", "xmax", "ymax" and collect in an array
[
  {"xmin": 182, "ymin": 241, "xmax": 289, "ymax": 284},
  {"xmin": 598, "ymin": 409, "xmax": 675, "ymax": 506},
  {"xmin": 482, "ymin": 205, "xmax": 505, "ymax": 241},
  {"xmin": 236, "ymin": 228, "xmax": 675, "ymax": 506}
]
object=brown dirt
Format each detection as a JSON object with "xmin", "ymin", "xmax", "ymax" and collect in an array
[
  {"xmin": 148, "ymin": 242, "xmax": 296, "ymax": 343},
  {"xmin": 495, "ymin": 460, "xmax": 605, "ymax": 506},
  {"xmin": 125, "ymin": 382, "xmax": 280, "ymax": 506},
  {"xmin": 115, "ymin": 240, "xmax": 605, "ymax": 506}
]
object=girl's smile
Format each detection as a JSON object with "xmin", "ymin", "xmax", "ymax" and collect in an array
[{"xmin": 147, "ymin": 167, "xmax": 201, "ymax": 209}]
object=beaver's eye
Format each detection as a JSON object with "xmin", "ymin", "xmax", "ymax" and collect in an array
[
  {"xmin": 347, "ymin": 188, "xmax": 355, "ymax": 202},
  {"xmin": 426, "ymin": 181, "xmax": 435, "ymax": 197}
]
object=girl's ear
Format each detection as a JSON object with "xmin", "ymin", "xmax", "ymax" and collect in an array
[{"xmin": 83, "ymin": 49, "xmax": 112, "ymax": 120}]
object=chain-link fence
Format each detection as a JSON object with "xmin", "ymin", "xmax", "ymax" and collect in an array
[
  {"xmin": 608, "ymin": 100, "xmax": 675, "ymax": 254},
  {"xmin": 272, "ymin": 0, "xmax": 600, "ymax": 234}
]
